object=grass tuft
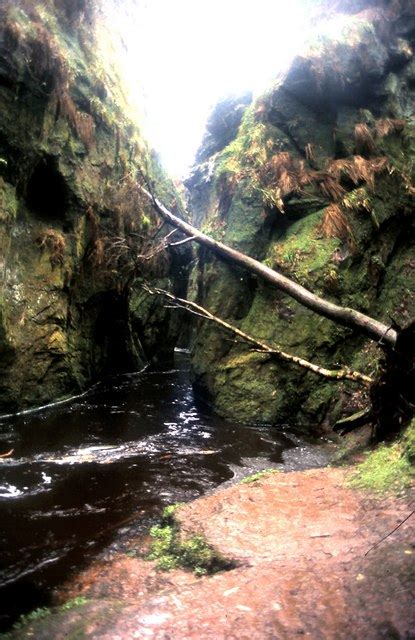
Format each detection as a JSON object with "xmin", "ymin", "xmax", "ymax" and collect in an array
[
  {"xmin": 349, "ymin": 443, "xmax": 413, "ymax": 493},
  {"xmin": 147, "ymin": 524, "xmax": 229, "ymax": 575},
  {"xmin": 240, "ymin": 468, "xmax": 280, "ymax": 484}
]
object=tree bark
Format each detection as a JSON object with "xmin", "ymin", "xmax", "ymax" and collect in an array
[{"xmin": 139, "ymin": 186, "xmax": 397, "ymax": 348}]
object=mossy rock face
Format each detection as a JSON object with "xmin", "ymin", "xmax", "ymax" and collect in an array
[
  {"xmin": 0, "ymin": 1, "xmax": 189, "ymax": 412},
  {"xmin": 187, "ymin": 3, "xmax": 415, "ymax": 429},
  {"xmin": 349, "ymin": 419, "xmax": 415, "ymax": 493}
]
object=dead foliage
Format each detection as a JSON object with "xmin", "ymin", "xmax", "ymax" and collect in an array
[
  {"xmin": 85, "ymin": 177, "xmax": 172, "ymax": 282},
  {"xmin": 253, "ymin": 152, "xmax": 315, "ymax": 211},
  {"xmin": 86, "ymin": 206, "xmax": 105, "ymax": 267},
  {"xmin": 251, "ymin": 146, "xmax": 389, "ymax": 212},
  {"xmin": 57, "ymin": 91, "xmax": 95, "ymax": 150},
  {"xmin": 90, "ymin": 236, "xmax": 105, "ymax": 267},
  {"xmin": 258, "ymin": 152, "xmax": 313, "ymax": 206},
  {"xmin": 1, "ymin": 6, "xmax": 96, "ymax": 150},
  {"xmin": 315, "ymin": 173, "xmax": 346, "ymax": 201},
  {"xmin": 326, "ymin": 155, "xmax": 389, "ymax": 192},
  {"xmin": 36, "ymin": 228, "xmax": 66, "ymax": 267},
  {"xmin": 354, "ymin": 123, "xmax": 376, "ymax": 155},
  {"xmin": 318, "ymin": 203, "xmax": 352, "ymax": 243},
  {"xmin": 305, "ymin": 143, "xmax": 317, "ymax": 163},
  {"xmin": 375, "ymin": 118, "xmax": 405, "ymax": 138}
]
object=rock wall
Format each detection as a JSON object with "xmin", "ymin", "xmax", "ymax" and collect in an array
[
  {"xmin": 186, "ymin": 0, "xmax": 415, "ymax": 428},
  {"xmin": 0, "ymin": 0, "xmax": 189, "ymax": 413}
]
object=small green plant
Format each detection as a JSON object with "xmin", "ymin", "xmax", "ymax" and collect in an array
[
  {"xmin": 147, "ymin": 524, "xmax": 179, "ymax": 569},
  {"xmin": 240, "ymin": 468, "xmax": 280, "ymax": 484},
  {"xmin": 162, "ymin": 502, "xmax": 183, "ymax": 521},
  {"xmin": 6, "ymin": 596, "xmax": 90, "ymax": 636},
  {"xmin": 59, "ymin": 596, "xmax": 89, "ymax": 611},
  {"xmin": 147, "ymin": 523, "xmax": 229, "ymax": 575},
  {"xmin": 9, "ymin": 606, "xmax": 52, "ymax": 634}
]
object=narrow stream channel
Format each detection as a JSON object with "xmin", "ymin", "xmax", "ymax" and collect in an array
[{"xmin": 0, "ymin": 353, "xmax": 330, "ymax": 630}]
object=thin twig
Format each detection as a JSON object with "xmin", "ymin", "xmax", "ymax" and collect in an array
[
  {"xmin": 169, "ymin": 236, "xmax": 196, "ymax": 247},
  {"xmin": 365, "ymin": 510, "xmax": 414, "ymax": 556},
  {"xmin": 0, "ymin": 448, "xmax": 14, "ymax": 458}
]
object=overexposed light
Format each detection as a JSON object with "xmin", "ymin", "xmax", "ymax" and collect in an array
[{"xmin": 104, "ymin": 0, "xmax": 313, "ymax": 178}]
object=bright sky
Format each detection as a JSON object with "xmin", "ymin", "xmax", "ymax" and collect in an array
[{"xmin": 105, "ymin": 0, "xmax": 314, "ymax": 178}]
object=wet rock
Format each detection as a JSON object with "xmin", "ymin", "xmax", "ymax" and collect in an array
[
  {"xmin": 195, "ymin": 92, "xmax": 252, "ymax": 163},
  {"xmin": 0, "ymin": 1, "xmax": 189, "ymax": 413},
  {"xmin": 187, "ymin": 0, "xmax": 415, "ymax": 427}
]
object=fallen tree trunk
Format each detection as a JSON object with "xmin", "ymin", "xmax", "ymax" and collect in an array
[
  {"xmin": 139, "ymin": 185, "xmax": 397, "ymax": 348},
  {"xmin": 143, "ymin": 285, "xmax": 373, "ymax": 386}
]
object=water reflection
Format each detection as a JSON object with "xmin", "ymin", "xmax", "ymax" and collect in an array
[{"xmin": 0, "ymin": 354, "xmax": 327, "ymax": 629}]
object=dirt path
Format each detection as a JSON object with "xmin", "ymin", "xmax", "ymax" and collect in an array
[{"xmin": 13, "ymin": 468, "xmax": 415, "ymax": 639}]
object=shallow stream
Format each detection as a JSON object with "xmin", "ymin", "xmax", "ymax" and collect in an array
[{"xmin": 0, "ymin": 353, "xmax": 330, "ymax": 630}]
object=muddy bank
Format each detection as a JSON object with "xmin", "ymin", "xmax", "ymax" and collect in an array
[{"xmin": 11, "ymin": 466, "xmax": 414, "ymax": 639}]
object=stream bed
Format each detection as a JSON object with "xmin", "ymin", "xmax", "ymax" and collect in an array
[{"xmin": 0, "ymin": 353, "xmax": 330, "ymax": 630}]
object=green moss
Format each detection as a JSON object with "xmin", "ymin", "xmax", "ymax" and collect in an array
[
  {"xmin": 162, "ymin": 502, "xmax": 183, "ymax": 521},
  {"xmin": 219, "ymin": 351, "xmax": 269, "ymax": 370},
  {"xmin": 0, "ymin": 178, "xmax": 18, "ymax": 224},
  {"xmin": 403, "ymin": 418, "xmax": 415, "ymax": 463},
  {"xmin": 147, "ymin": 522, "xmax": 229, "ymax": 575},
  {"xmin": 11, "ymin": 607, "xmax": 52, "ymax": 631},
  {"xmin": 216, "ymin": 106, "xmax": 270, "ymax": 177},
  {"xmin": 7, "ymin": 597, "xmax": 90, "ymax": 637},
  {"xmin": 270, "ymin": 211, "xmax": 340, "ymax": 286},
  {"xmin": 240, "ymin": 468, "xmax": 280, "ymax": 484},
  {"xmin": 349, "ymin": 440, "xmax": 414, "ymax": 493},
  {"xmin": 59, "ymin": 597, "xmax": 89, "ymax": 612}
]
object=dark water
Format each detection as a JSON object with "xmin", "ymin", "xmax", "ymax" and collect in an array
[{"xmin": 0, "ymin": 353, "xmax": 329, "ymax": 630}]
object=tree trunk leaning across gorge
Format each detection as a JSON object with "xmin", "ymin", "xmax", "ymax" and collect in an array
[
  {"xmin": 139, "ymin": 186, "xmax": 397, "ymax": 348},
  {"xmin": 143, "ymin": 285, "xmax": 373, "ymax": 386}
]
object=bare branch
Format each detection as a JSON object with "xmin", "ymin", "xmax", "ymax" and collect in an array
[
  {"xmin": 169, "ymin": 235, "xmax": 197, "ymax": 247},
  {"xmin": 137, "ymin": 184, "xmax": 398, "ymax": 348},
  {"xmin": 143, "ymin": 285, "xmax": 373, "ymax": 386},
  {"xmin": 365, "ymin": 510, "xmax": 415, "ymax": 556}
]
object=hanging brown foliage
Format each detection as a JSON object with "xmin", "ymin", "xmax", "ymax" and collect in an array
[
  {"xmin": 89, "ymin": 236, "xmax": 105, "ymax": 267},
  {"xmin": 326, "ymin": 155, "xmax": 388, "ymax": 191},
  {"xmin": 351, "ymin": 156, "xmax": 388, "ymax": 191},
  {"xmin": 318, "ymin": 203, "xmax": 352, "ymax": 242},
  {"xmin": 354, "ymin": 123, "xmax": 376, "ymax": 155},
  {"xmin": 375, "ymin": 118, "xmax": 405, "ymax": 138},
  {"xmin": 2, "ymin": 8, "xmax": 96, "ymax": 150},
  {"xmin": 305, "ymin": 142, "xmax": 317, "ymax": 163},
  {"xmin": 316, "ymin": 173, "xmax": 346, "ymax": 201},
  {"xmin": 56, "ymin": 92, "xmax": 96, "ymax": 150},
  {"xmin": 259, "ymin": 152, "xmax": 313, "ymax": 198},
  {"xmin": 36, "ymin": 228, "xmax": 66, "ymax": 268}
]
